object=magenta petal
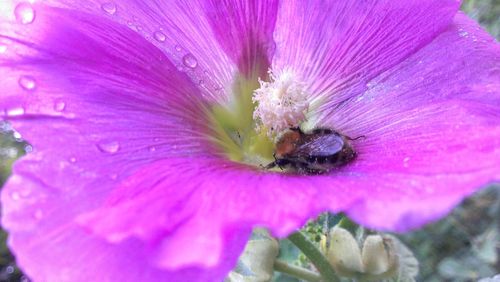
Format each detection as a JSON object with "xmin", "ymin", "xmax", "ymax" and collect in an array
[
  {"xmin": 0, "ymin": 5, "xmax": 240, "ymax": 281},
  {"xmin": 76, "ymin": 159, "xmax": 254, "ymax": 269},
  {"xmin": 80, "ymin": 15, "xmax": 500, "ymax": 255},
  {"xmin": 325, "ymin": 13, "xmax": 500, "ymax": 230},
  {"xmin": 2, "ymin": 170, "xmax": 249, "ymax": 282},
  {"xmin": 41, "ymin": 0, "xmax": 279, "ymax": 97},
  {"xmin": 273, "ymin": 0, "xmax": 460, "ymax": 111},
  {"xmin": 204, "ymin": 0, "xmax": 279, "ymax": 76},
  {"xmin": 1, "ymin": 1, "xmax": 499, "ymax": 282}
]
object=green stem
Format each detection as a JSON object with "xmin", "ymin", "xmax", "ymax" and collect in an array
[
  {"xmin": 288, "ymin": 231, "xmax": 340, "ymax": 282},
  {"xmin": 274, "ymin": 260, "xmax": 322, "ymax": 282},
  {"xmin": 337, "ymin": 215, "xmax": 357, "ymax": 232}
]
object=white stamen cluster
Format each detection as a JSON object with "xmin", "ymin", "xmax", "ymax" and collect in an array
[{"xmin": 252, "ymin": 69, "xmax": 309, "ymax": 137}]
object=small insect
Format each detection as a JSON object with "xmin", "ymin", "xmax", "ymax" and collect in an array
[{"xmin": 264, "ymin": 127, "xmax": 361, "ymax": 175}]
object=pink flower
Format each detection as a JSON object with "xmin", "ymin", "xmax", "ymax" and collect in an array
[{"xmin": 0, "ymin": 0, "xmax": 499, "ymax": 281}]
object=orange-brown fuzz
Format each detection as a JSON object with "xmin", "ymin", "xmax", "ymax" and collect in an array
[{"xmin": 275, "ymin": 130, "xmax": 301, "ymax": 157}]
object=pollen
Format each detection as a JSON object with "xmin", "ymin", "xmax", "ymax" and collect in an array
[{"xmin": 252, "ymin": 69, "xmax": 309, "ymax": 137}]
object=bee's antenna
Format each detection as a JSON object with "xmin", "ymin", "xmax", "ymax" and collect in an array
[{"xmin": 347, "ymin": 135, "xmax": 366, "ymax": 141}]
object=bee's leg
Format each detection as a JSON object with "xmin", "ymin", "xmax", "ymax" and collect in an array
[
  {"xmin": 262, "ymin": 162, "xmax": 276, "ymax": 170},
  {"xmin": 276, "ymin": 158, "xmax": 293, "ymax": 171},
  {"xmin": 262, "ymin": 153, "xmax": 277, "ymax": 170}
]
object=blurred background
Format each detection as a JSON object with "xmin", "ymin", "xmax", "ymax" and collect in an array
[{"xmin": 1, "ymin": 1, "xmax": 499, "ymax": 281}]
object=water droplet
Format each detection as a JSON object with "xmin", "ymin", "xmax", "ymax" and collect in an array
[
  {"xmin": 14, "ymin": 2, "xmax": 36, "ymax": 24},
  {"xmin": 97, "ymin": 141, "xmax": 120, "ymax": 154},
  {"xmin": 6, "ymin": 107, "xmax": 25, "ymax": 117},
  {"xmin": 459, "ymin": 30, "xmax": 468, "ymax": 37},
  {"xmin": 101, "ymin": 2, "xmax": 117, "ymax": 15},
  {"xmin": 69, "ymin": 157, "xmax": 77, "ymax": 163},
  {"xmin": 175, "ymin": 45, "xmax": 182, "ymax": 52},
  {"xmin": 182, "ymin": 53, "xmax": 198, "ymax": 69},
  {"xmin": 403, "ymin": 157, "xmax": 410, "ymax": 168},
  {"xmin": 33, "ymin": 209, "xmax": 43, "ymax": 219},
  {"xmin": 25, "ymin": 145, "xmax": 33, "ymax": 153},
  {"xmin": 18, "ymin": 75, "xmax": 36, "ymax": 91},
  {"xmin": 10, "ymin": 191, "xmax": 20, "ymax": 201},
  {"xmin": 153, "ymin": 31, "xmax": 166, "ymax": 42},
  {"xmin": 54, "ymin": 101, "xmax": 66, "ymax": 112},
  {"xmin": 149, "ymin": 146, "xmax": 157, "ymax": 152},
  {"xmin": 0, "ymin": 45, "xmax": 7, "ymax": 54}
]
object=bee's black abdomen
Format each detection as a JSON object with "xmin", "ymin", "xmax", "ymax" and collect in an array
[
  {"xmin": 265, "ymin": 127, "xmax": 359, "ymax": 175},
  {"xmin": 326, "ymin": 154, "xmax": 339, "ymax": 164},
  {"xmin": 306, "ymin": 155, "xmax": 317, "ymax": 163},
  {"xmin": 316, "ymin": 156, "xmax": 327, "ymax": 164},
  {"xmin": 312, "ymin": 128, "xmax": 333, "ymax": 135}
]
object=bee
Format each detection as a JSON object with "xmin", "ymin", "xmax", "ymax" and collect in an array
[{"xmin": 264, "ymin": 127, "xmax": 360, "ymax": 175}]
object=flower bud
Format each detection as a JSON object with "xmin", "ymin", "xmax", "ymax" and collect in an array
[
  {"xmin": 226, "ymin": 229, "xmax": 279, "ymax": 282},
  {"xmin": 326, "ymin": 226, "xmax": 364, "ymax": 276},
  {"xmin": 325, "ymin": 226, "xmax": 404, "ymax": 281}
]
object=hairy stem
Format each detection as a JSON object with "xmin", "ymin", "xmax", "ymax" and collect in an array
[
  {"xmin": 288, "ymin": 231, "xmax": 340, "ymax": 282},
  {"xmin": 274, "ymin": 259, "xmax": 322, "ymax": 282}
]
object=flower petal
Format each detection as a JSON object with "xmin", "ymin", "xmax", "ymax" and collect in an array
[
  {"xmin": 324, "ymin": 13, "xmax": 500, "ymax": 229},
  {"xmin": 1, "ymin": 5, "xmax": 238, "ymax": 281},
  {"xmin": 272, "ymin": 0, "xmax": 461, "ymax": 114},
  {"xmin": 76, "ymin": 158, "xmax": 345, "ymax": 267},
  {"xmin": 80, "ymin": 15, "xmax": 500, "ymax": 261},
  {"xmin": 2, "ymin": 171, "xmax": 249, "ymax": 282},
  {"xmin": 39, "ymin": 0, "xmax": 279, "ymax": 99}
]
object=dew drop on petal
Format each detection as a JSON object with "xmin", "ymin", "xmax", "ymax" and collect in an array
[
  {"xmin": 175, "ymin": 45, "xmax": 182, "ymax": 52},
  {"xmin": 18, "ymin": 75, "xmax": 36, "ymax": 91},
  {"xmin": 97, "ymin": 141, "xmax": 120, "ymax": 154},
  {"xmin": 14, "ymin": 2, "xmax": 36, "ymax": 24},
  {"xmin": 6, "ymin": 107, "xmax": 25, "ymax": 117},
  {"xmin": 149, "ymin": 146, "xmax": 157, "ymax": 152},
  {"xmin": 69, "ymin": 157, "xmax": 77, "ymax": 163},
  {"xmin": 182, "ymin": 53, "xmax": 198, "ymax": 69},
  {"xmin": 403, "ymin": 157, "xmax": 410, "ymax": 168},
  {"xmin": 10, "ymin": 191, "xmax": 20, "ymax": 201},
  {"xmin": 33, "ymin": 209, "xmax": 44, "ymax": 220},
  {"xmin": 153, "ymin": 31, "xmax": 166, "ymax": 42},
  {"xmin": 101, "ymin": 2, "xmax": 117, "ymax": 15},
  {"xmin": 54, "ymin": 101, "xmax": 66, "ymax": 112},
  {"xmin": 25, "ymin": 144, "xmax": 33, "ymax": 153}
]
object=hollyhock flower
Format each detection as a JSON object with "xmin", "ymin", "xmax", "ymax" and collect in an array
[{"xmin": 0, "ymin": 0, "xmax": 499, "ymax": 281}]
